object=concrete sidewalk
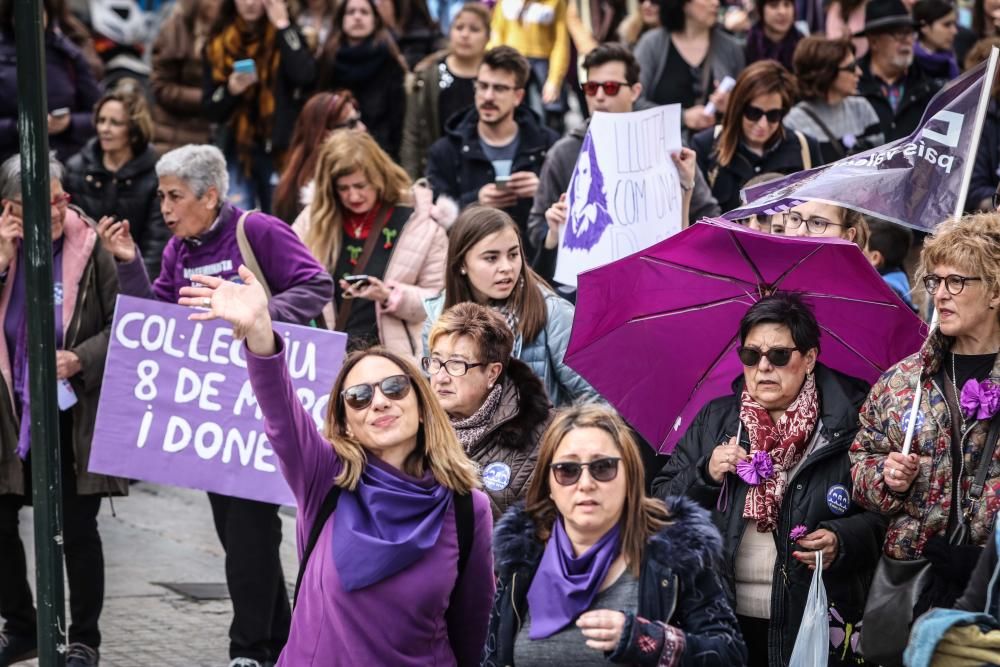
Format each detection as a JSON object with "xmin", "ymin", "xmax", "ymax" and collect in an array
[{"xmin": 18, "ymin": 483, "xmax": 298, "ymax": 667}]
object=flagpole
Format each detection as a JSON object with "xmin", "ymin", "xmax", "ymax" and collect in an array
[{"xmin": 953, "ymin": 47, "xmax": 999, "ymax": 219}]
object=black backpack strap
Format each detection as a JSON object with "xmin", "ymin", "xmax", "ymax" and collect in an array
[
  {"xmin": 293, "ymin": 485, "xmax": 341, "ymax": 607},
  {"xmin": 453, "ymin": 491, "xmax": 474, "ymax": 579}
]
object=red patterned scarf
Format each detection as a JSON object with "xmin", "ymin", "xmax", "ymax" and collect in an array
[{"xmin": 739, "ymin": 373, "xmax": 819, "ymax": 532}]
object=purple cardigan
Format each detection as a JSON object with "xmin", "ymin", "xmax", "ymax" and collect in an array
[
  {"xmin": 247, "ymin": 338, "xmax": 495, "ymax": 666},
  {"xmin": 116, "ymin": 204, "xmax": 332, "ymax": 326}
]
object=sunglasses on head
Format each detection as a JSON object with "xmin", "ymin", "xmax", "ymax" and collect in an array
[
  {"xmin": 743, "ymin": 105, "xmax": 785, "ymax": 124},
  {"xmin": 737, "ymin": 346, "xmax": 799, "ymax": 367},
  {"xmin": 341, "ymin": 374, "xmax": 412, "ymax": 410},
  {"xmin": 549, "ymin": 457, "xmax": 621, "ymax": 486},
  {"xmin": 582, "ymin": 81, "xmax": 629, "ymax": 96}
]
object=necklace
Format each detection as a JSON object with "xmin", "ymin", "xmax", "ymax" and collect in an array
[
  {"xmin": 346, "ymin": 207, "xmax": 377, "ymax": 240},
  {"xmin": 951, "ymin": 352, "xmax": 967, "ymax": 435}
]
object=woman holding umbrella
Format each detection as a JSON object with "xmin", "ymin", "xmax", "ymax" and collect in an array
[
  {"xmin": 850, "ymin": 213, "xmax": 1000, "ymax": 629},
  {"xmin": 653, "ymin": 292, "xmax": 884, "ymax": 667}
]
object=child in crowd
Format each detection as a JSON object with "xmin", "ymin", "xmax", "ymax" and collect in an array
[{"xmin": 867, "ymin": 217, "xmax": 915, "ymax": 310}]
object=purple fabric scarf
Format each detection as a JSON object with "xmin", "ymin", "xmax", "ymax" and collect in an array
[
  {"xmin": 745, "ymin": 22, "xmax": 802, "ymax": 72},
  {"xmin": 526, "ymin": 518, "xmax": 622, "ymax": 639},
  {"xmin": 331, "ymin": 454, "xmax": 452, "ymax": 591},
  {"xmin": 914, "ymin": 41, "xmax": 959, "ymax": 80}
]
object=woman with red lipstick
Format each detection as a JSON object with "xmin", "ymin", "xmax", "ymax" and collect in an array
[
  {"xmin": 692, "ymin": 60, "xmax": 823, "ymax": 213},
  {"xmin": 65, "ymin": 89, "xmax": 169, "ymax": 279},
  {"xmin": 485, "ymin": 404, "xmax": 746, "ymax": 666},
  {"xmin": 654, "ymin": 294, "xmax": 880, "ymax": 666},
  {"xmin": 293, "ymin": 130, "xmax": 453, "ymax": 359},
  {"xmin": 423, "ymin": 207, "xmax": 596, "ymax": 407},
  {"xmin": 851, "ymin": 213, "xmax": 1000, "ymax": 637}
]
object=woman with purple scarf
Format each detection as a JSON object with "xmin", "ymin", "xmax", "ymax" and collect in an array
[
  {"xmin": 653, "ymin": 293, "xmax": 883, "ymax": 666},
  {"xmin": 174, "ymin": 265, "xmax": 495, "ymax": 666},
  {"xmin": 484, "ymin": 404, "xmax": 746, "ymax": 667},
  {"xmin": 744, "ymin": 0, "xmax": 804, "ymax": 71},
  {"xmin": 913, "ymin": 0, "xmax": 961, "ymax": 79},
  {"xmin": 0, "ymin": 154, "xmax": 126, "ymax": 667}
]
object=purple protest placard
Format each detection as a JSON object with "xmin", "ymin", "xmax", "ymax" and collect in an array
[
  {"xmin": 724, "ymin": 55, "xmax": 995, "ymax": 231},
  {"xmin": 88, "ymin": 295, "xmax": 347, "ymax": 506}
]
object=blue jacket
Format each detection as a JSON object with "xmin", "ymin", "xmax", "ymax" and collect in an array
[
  {"xmin": 423, "ymin": 287, "xmax": 596, "ymax": 407},
  {"xmin": 483, "ymin": 497, "xmax": 748, "ymax": 666}
]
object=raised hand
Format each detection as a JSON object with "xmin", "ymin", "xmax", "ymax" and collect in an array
[
  {"xmin": 96, "ymin": 216, "xmax": 137, "ymax": 263},
  {"xmin": 178, "ymin": 265, "xmax": 275, "ymax": 355},
  {"xmin": 0, "ymin": 201, "xmax": 23, "ymax": 273}
]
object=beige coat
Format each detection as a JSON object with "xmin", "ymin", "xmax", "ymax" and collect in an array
[{"xmin": 293, "ymin": 181, "xmax": 455, "ymax": 360}]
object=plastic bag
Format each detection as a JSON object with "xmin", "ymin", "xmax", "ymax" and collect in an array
[{"xmin": 789, "ymin": 550, "xmax": 830, "ymax": 667}]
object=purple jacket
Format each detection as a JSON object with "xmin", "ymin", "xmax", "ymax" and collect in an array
[
  {"xmin": 0, "ymin": 29, "xmax": 101, "ymax": 163},
  {"xmin": 246, "ymin": 339, "xmax": 495, "ymax": 666},
  {"xmin": 116, "ymin": 204, "xmax": 332, "ymax": 326}
]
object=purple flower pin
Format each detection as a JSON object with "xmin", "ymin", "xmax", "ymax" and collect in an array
[
  {"xmin": 960, "ymin": 378, "xmax": 1000, "ymax": 421},
  {"xmin": 737, "ymin": 450, "xmax": 775, "ymax": 486},
  {"xmin": 789, "ymin": 524, "xmax": 808, "ymax": 542}
]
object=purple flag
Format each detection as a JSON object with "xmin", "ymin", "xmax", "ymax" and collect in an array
[
  {"xmin": 725, "ymin": 57, "xmax": 994, "ymax": 231},
  {"xmin": 88, "ymin": 296, "xmax": 347, "ymax": 506}
]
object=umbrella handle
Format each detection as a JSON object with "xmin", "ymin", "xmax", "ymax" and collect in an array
[{"xmin": 715, "ymin": 422, "xmax": 741, "ymax": 513}]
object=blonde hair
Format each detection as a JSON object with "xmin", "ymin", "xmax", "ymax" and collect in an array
[
  {"xmin": 525, "ymin": 404, "xmax": 671, "ymax": 577},
  {"xmin": 306, "ymin": 131, "xmax": 412, "ymax": 268},
  {"xmin": 917, "ymin": 212, "xmax": 1000, "ymax": 315},
  {"xmin": 323, "ymin": 347, "xmax": 480, "ymax": 492}
]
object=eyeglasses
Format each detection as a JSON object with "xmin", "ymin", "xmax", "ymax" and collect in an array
[
  {"xmin": 8, "ymin": 193, "xmax": 71, "ymax": 209},
  {"xmin": 549, "ymin": 457, "xmax": 621, "ymax": 486},
  {"xmin": 334, "ymin": 116, "xmax": 363, "ymax": 130},
  {"xmin": 743, "ymin": 105, "xmax": 785, "ymax": 124},
  {"xmin": 473, "ymin": 80, "xmax": 517, "ymax": 94},
  {"xmin": 582, "ymin": 81, "xmax": 630, "ymax": 96},
  {"xmin": 341, "ymin": 374, "xmax": 412, "ymax": 410},
  {"xmin": 737, "ymin": 346, "xmax": 800, "ymax": 367},
  {"xmin": 922, "ymin": 273, "xmax": 983, "ymax": 296},
  {"xmin": 420, "ymin": 357, "xmax": 486, "ymax": 377},
  {"xmin": 838, "ymin": 61, "xmax": 859, "ymax": 72},
  {"xmin": 884, "ymin": 27, "xmax": 915, "ymax": 41},
  {"xmin": 782, "ymin": 212, "xmax": 845, "ymax": 234}
]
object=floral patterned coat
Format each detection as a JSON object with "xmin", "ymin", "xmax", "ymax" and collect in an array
[{"xmin": 850, "ymin": 330, "xmax": 1000, "ymax": 560}]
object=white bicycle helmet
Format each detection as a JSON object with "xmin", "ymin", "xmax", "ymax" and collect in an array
[{"xmin": 88, "ymin": 0, "xmax": 151, "ymax": 46}]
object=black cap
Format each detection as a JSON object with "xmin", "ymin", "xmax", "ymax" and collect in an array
[{"xmin": 855, "ymin": 0, "xmax": 918, "ymax": 36}]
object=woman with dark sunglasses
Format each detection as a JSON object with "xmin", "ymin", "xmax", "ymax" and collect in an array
[
  {"xmin": 484, "ymin": 404, "xmax": 745, "ymax": 667},
  {"xmin": 176, "ymin": 264, "xmax": 495, "ymax": 666},
  {"xmin": 850, "ymin": 213, "xmax": 1000, "ymax": 638},
  {"xmin": 653, "ymin": 293, "xmax": 882, "ymax": 667},
  {"xmin": 426, "ymin": 302, "xmax": 553, "ymax": 518},
  {"xmin": 692, "ymin": 60, "xmax": 823, "ymax": 214}
]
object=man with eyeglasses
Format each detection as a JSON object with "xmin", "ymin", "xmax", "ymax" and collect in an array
[
  {"xmin": 526, "ymin": 43, "xmax": 720, "ymax": 301},
  {"xmin": 856, "ymin": 0, "xmax": 945, "ymax": 141},
  {"xmin": 426, "ymin": 45, "xmax": 559, "ymax": 247}
]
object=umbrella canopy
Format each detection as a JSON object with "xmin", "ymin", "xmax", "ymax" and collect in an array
[{"xmin": 566, "ymin": 218, "xmax": 927, "ymax": 453}]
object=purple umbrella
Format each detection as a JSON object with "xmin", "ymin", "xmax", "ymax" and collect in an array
[{"xmin": 566, "ymin": 218, "xmax": 927, "ymax": 453}]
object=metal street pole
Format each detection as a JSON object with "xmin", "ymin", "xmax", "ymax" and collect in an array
[{"xmin": 14, "ymin": 0, "xmax": 67, "ymax": 664}]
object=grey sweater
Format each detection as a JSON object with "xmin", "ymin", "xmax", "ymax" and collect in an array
[{"xmin": 784, "ymin": 97, "xmax": 884, "ymax": 157}]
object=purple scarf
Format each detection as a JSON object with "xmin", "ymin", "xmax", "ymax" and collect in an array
[
  {"xmin": 745, "ymin": 22, "xmax": 802, "ymax": 72},
  {"xmin": 914, "ymin": 41, "xmax": 959, "ymax": 80},
  {"xmin": 331, "ymin": 454, "xmax": 452, "ymax": 591},
  {"xmin": 526, "ymin": 518, "xmax": 622, "ymax": 639},
  {"xmin": 8, "ymin": 241, "xmax": 65, "ymax": 458}
]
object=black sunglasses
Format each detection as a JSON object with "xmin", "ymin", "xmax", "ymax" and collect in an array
[
  {"xmin": 743, "ymin": 105, "xmax": 785, "ymax": 124},
  {"xmin": 582, "ymin": 81, "xmax": 629, "ymax": 96},
  {"xmin": 341, "ymin": 374, "xmax": 412, "ymax": 410},
  {"xmin": 549, "ymin": 457, "xmax": 621, "ymax": 486},
  {"xmin": 737, "ymin": 346, "xmax": 799, "ymax": 367}
]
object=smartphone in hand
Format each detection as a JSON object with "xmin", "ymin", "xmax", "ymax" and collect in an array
[{"xmin": 233, "ymin": 59, "xmax": 257, "ymax": 76}]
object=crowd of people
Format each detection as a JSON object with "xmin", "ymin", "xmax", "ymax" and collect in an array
[{"xmin": 0, "ymin": 0, "xmax": 999, "ymax": 665}]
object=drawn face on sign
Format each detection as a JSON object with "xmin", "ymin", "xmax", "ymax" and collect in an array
[{"xmin": 565, "ymin": 133, "xmax": 613, "ymax": 251}]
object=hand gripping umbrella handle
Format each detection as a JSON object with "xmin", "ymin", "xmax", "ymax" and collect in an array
[{"xmin": 716, "ymin": 422, "xmax": 742, "ymax": 513}]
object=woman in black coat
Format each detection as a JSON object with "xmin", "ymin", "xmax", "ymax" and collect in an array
[
  {"xmin": 316, "ymin": 0, "xmax": 408, "ymax": 159},
  {"xmin": 64, "ymin": 89, "xmax": 169, "ymax": 278},
  {"xmin": 693, "ymin": 60, "xmax": 821, "ymax": 214},
  {"xmin": 653, "ymin": 294, "xmax": 885, "ymax": 667}
]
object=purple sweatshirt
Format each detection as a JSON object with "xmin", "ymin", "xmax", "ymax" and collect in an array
[
  {"xmin": 247, "ymin": 338, "xmax": 495, "ymax": 666},
  {"xmin": 116, "ymin": 204, "xmax": 332, "ymax": 325}
]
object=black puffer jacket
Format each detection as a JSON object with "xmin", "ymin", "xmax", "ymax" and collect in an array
[
  {"xmin": 483, "ymin": 497, "xmax": 747, "ymax": 666},
  {"xmin": 465, "ymin": 358, "xmax": 553, "ymax": 519},
  {"xmin": 64, "ymin": 139, "xmax": 170, "ymax": 278},
  {"xmin": 858, "ymin": 54, "xmax": 944, "ymax": 143},
  {"xmin": 425, "ymin": 105, "xmax": 559, "ymax": 248},
  {"xmin": 652, "ymin": 364, "xmax": 886, "ymax": 667}
]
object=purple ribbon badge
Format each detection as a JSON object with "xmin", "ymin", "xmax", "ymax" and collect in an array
[
  {"xmin": 960, "ymin": 378, "xmax": 1000, "ymax": 421},
  {"xmin": 737, "ymin": 450, "xmax": 775, "ymax": 486}
]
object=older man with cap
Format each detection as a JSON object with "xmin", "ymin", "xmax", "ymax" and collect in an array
[{"xmin": 856, "ymin": 0, "xmax": 946, "ymax": 141}]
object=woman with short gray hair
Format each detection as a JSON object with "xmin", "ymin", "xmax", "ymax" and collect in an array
[
  {"xmin": 0, "ymin": 153, "xmax": 126, "ymax": 667},
  {"xmin": 97, "ymin": 143, "xmax": 333, "ymax": 667}
]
